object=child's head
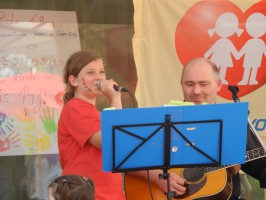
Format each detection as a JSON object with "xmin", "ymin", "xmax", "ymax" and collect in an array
[
  {"xmin": 48, "ymin": 174, "xmax": 94, "ymax": 200},
  {"xmin": 63, "ymin": 50, "xmax": 103, "ymax": 104}
]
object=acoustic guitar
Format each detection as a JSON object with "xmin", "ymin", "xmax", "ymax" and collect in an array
[{"xmin": 124, "ymin": 147, "xmax": 266, "ymax": 200}]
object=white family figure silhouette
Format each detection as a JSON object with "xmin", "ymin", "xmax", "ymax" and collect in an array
[
  {"xmin": 204, "ymin": 12, "xmax": 243, "ymax": 85},
  {"xmin": 204, "ymin": 12, "xmax": 266, "ymax": 85},
  {"xmin": 238, "ymin": 13, "xmax": 266, "ymax": 85}
]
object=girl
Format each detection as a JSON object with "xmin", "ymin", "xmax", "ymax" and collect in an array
[{"xmin": 57, "ymin": 50, "xmax": 125, "ymax": 200}]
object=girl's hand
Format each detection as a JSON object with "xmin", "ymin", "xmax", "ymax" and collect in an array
[
  {"xmin": 98, "ymin": 79, "xmax": 122, "ymax": 109},
  {"xmin": 98, "ymin": 79, "xmax": 121, "ymax": 98}
]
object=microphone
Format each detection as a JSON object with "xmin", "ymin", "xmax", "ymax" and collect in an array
[
  {"xmin": 97, "ymin": 80, "xmax": 128, "ymax": 92},
  {"xmin": 228, "ymin": 85, "xmax": 240, "ymax": 102},
  {"xmin": 113, "ymin": 85, "xmax": 128, "ymax": 92}
]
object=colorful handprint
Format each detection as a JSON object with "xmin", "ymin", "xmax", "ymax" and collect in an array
[
  {"xmin": 0, "ymin": 112, "xmax": 15, "ymax": 135},
  {"xmin": 16, "ymin": 107, "xmax": 36, "ymax": 132},
  {"xmin": 23, "ymin": 130, "xmax": 51, "ymax": 153},
  {"xmin": 40, "ymin": 107, "xmax": 57, "ymax": 134},
  {"xmin": 0, "ymin": 130, "xmax": 20, "ymax": 152}
]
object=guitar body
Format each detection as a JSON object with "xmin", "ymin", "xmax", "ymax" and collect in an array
[{"xmin": 125, "ymin": 168, "xmax": 232, "ymax": 200}]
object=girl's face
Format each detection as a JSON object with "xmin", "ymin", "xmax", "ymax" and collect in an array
[
  {"xmin": 70, "ymin": 59, "xmax": 106, "ymax": 100},
  {"xmin": 48, "ymin": 188, "xmax": 55, "ymax": 200}
]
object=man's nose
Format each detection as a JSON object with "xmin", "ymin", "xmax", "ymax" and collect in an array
[{"xmin": 192, "ymin": 85, "xmax": 201, "ymax": 94}]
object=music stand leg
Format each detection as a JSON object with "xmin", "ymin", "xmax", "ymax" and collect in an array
[{"xmin": 159, "ymin": 169, "xmax": 176, "ymax": 200}]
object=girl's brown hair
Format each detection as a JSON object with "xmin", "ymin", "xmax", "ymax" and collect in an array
[
  {"xmin": 63, "ymin": 50, "xmax": 102, "ymax": 104},
  {"xmin": 48, "ymin": 174, "xmax": 95, "ymax": 200}
]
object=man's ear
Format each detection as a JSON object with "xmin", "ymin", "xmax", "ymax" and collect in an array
[
  {"xmin": 69, "ymin": 75, "xmax": 78, "ymax": 87},
  {"xmin": 217, "ymin": 79, "xmax": 222, "ymax": 92}
]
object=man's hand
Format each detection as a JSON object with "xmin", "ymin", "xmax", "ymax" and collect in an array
[
  {"xmin": 155, "ymin": 171, "xmax": 186, "ymax": 196},
  {"xmin": 129, "ymin": 169, "xmax": 186, "ymax": 197}
]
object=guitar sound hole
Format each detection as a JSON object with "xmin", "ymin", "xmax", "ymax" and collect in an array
[{"xmin": 183, "ymin": 168, "xmax": 205, "ymax": 182}]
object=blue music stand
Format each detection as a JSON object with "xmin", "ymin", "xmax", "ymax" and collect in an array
[{"xmin": 101, "ymin": 102, "xmax": 249, "ymax": 173}]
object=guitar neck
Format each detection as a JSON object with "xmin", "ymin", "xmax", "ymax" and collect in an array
[
  {"xmin": 246, "ymin": 147, "xmax": 266, "ymax": 162},
  {"xmin": 205, "ymin": 147, "xmax": 266, "ymax": 173}
]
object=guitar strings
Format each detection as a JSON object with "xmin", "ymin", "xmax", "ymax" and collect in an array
[{"xmin": 182, "ymin": 147, "xmax": 266, "ymax": 177}]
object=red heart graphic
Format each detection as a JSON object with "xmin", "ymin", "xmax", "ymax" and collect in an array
[{"xmin": 175, "ymin": 0, "xmax": 266, "ymax": 100}]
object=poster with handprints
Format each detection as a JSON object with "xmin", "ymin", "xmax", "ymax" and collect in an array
[
  {"xmin": 0, "ymin": 73, "xmax": 64, "ymax": 156},
  {"xmin": 0, "ymin": 9, "xmax": 80, "ymax": 156}
]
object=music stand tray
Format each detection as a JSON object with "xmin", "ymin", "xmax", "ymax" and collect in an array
[{"xmin": 101, "ymin": 102, "xmax": 249, "ymax": 172}]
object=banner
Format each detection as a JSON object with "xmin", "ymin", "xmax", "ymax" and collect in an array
[
  {"xmin": 0, "ymin": 9, "xmax": 81, "ymax": 156},
  {"xmin": 133, "ymin": 0, "xmax": 266, "ymax": 145}
]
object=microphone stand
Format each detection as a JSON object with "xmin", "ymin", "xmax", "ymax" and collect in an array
[{"xmin": 228, "ymin": 85, "xmax": 240, "ymax": 103}]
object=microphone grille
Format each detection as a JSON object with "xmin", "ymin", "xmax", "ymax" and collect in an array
[{"xmin": 97, "ymin": 80, "xmax": 102, "ymax": 90}]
